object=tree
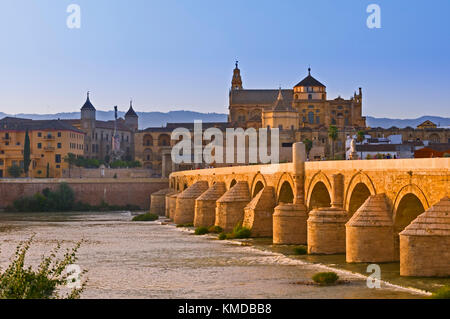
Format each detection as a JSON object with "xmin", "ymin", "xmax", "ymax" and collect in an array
[
  {"xmin": 328, "ymin": 125, "xmax": 338, "ymax": 160},
  {"xmin": 46, "ymin": 163, "xmax": 50, "ymax": 178},
  {"xmin": 303, "ymin": 139, "xmax": 313, "ymax": 160},
  {"xmin": 23, "ymin": 129, "xmax": 31, "ymax": 177},
  {"xmin": 356, "ymin": 130, "xmax": 365, "ymax": 160},
  {"xmin": 64, "ymin": 153, "xmax": 77, "ymax": 178},
  {"xmin": 7, "ymin": 165, "xmax": 22, "ymax": 178}
]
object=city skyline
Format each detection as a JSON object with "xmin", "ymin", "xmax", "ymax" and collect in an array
[{"xmin": 0, "ymin": 0, "xmax": 449, "ymax": 118}]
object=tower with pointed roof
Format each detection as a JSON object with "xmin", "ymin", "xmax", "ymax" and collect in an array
[
  {"xmin": 125, "ymin": 99, "xmax": 139, "ymax": 132},
  {"xmin": 231, "ymin": 61, "xmax": 243, "ymax": 90},
  {"xmin": 80, "ymin": 91, "xmax": 96, "ymax": 157},
  {"xmin": 262, "ymin": 87, "xmax": 299, "ymax": 131}
]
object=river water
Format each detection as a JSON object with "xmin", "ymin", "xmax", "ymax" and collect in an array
[{"xmin": 0, "ymin": 211, "xmax": 440, "ymax": 299}]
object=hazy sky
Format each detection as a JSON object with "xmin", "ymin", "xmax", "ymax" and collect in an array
[{"xmin": 0, "ymin": 0, "xmax": 449, "ymax": 118}]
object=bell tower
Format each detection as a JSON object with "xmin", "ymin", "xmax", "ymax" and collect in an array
[{"xmin": 231, "ymin": 61, "xmax": 243, "ymax": 90}]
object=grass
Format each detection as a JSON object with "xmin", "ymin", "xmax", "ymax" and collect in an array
[
  {"xmin": 194, "ymin": 226, "xmax": 209, "ymax": 235},
  {"xmin": 176, "ymin": 223, "xmax": 194, "ymax": 228},
  {"xmin": 312, "ymin": 272, "xmax": 339, "ymax": 286},
  {"xmin": 431, "ymin": 286, "xmax": 450, "ymax": 299},
  {"xmin": 293, "ymin": 246, "xmax": 307, "ymax": 255},
  {"xmin": 132, "ymin": 213, "xmax": 159, "ymax": 221}
]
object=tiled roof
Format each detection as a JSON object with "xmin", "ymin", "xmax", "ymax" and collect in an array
[
  {"xmin": 0, "ymin": 117, "xmax": 84, "ymax": 134},
  {"xmin": 230, "ymin": 89, "xmax": 293, "ymax": 106}
]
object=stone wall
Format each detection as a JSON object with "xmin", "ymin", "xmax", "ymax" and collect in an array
[
  {"xmin": 0, "ymin": 178, "xmax": 168, "ymax": 210},
  {"xmin": 62, "ymin": 167, "xmax": 158, "ymax": 179}
]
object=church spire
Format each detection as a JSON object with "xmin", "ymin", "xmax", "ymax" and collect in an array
[{"xmin": 231, "ymin": 60, "xmax": 243, "ymax": 90}]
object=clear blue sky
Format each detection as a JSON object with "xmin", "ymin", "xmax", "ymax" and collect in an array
[{"xmin": 0, "ymin": 0, "xmax": 449, "ymax": 118}]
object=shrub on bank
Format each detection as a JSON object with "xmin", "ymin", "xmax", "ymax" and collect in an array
[
  {"xmin": 312, "ymin": 272, "xmax": 339, "ymax": 286},
  {"xmin": 431, "ymin": 286, "xmax": 450, "ymax": 299},
  {"xmin": 208, "ymin": 226, "xmax": 223, "ymax": 234},
  {"xmin": 132, "ymin": 213, "xmax": 159, "ymax": 221},
  {"xmin": 0, "ymin": 236, "xmax": 86, "ymax": 299},
  {"xmin": 7, "ymin": 183, "xmax": 141, "ymax": 213},
  {"xmin": 218, "ymin": 233, "xmax": 227, "ymax": 240},
  {"xmin": 293, "ymin": 246, "xmax": 307, "ymax": 255},
  {"xmin": 194, "ymin": 226, "xmax": 209, "ymax": 235},
  {"xmin": 227, "ymin": 223, "xmax": 251, "ymax": 239}
]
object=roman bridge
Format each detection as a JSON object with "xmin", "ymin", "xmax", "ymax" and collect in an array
[{"xmin": 159, "ymin": 143, "xmax": 450, "ymax": 277}]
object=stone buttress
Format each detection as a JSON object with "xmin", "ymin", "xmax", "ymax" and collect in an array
[
  {"xmin": 166, "ymin": 190, "xmax": 179, "ymax": 219},
  {"xmin": 215, "ymin": 181, "xmax": 251, "ymax": 232},
  {"xmin": 174, "ymin": 181, "xmax": 209, "ymax": 224},
  {"xmin": 346, "ymin": 194, "xmax": 397, "ymax": 263},
  {"xmin": 151, "ymin": 188, "xmax": 173, "ymax": 216},
  {"xmin": 194, "ymin": 182, "xmax": 226, "ymax": 227},
  {"xmin": 243, "ymin": 186, "xmax": 276, "ymax": 237},
  {"xmin": 400, "ymin": 196, "xmax": 450, "ymax": 277}
]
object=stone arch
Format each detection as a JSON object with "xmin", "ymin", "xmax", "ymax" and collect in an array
[
  {"xmin": 306, "ymin": 171, "xmax": 332, "ymax": 209},
  {"xmin": 344, "ymin": 171, "xmax": 376, "ymax": 214},
  {"xmin": 276, "ymin": 173, "xmax": 295, "ymax": 202},
  {"xmin": 250, "ymin": 173, "xmax": 267, "ymax": 197},
  {"xmin": 428, "ymin": 133, "xmax": 440, "ymax": 143},
  {"xmin": 278, "ymin": 181, "xmax": 294, "ymax": 204},
  {"xmin": 347, "ymin": 183, "xmax": 372, "ymax": 216},
  {"xmin": 308, "ymin": 181, "xmax": 331, "ymax": 210},
  {"xmin": 392, "ymin": 184, "xmax": 429, "ymax": 230},
  {"xmin": 143, "ymin": 134, "xmax": 153, "ymax": 146}
]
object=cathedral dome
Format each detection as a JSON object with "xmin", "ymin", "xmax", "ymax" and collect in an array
[{"xmin": 294, "ymin": 68, "xmax": 325, "ymax": 88}]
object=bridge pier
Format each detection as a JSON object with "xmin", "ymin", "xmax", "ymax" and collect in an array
[
  {"xmin": 346, "ymin": 194, "xmax": 397, "ymax": 263},
  {"xmin": 150, "ymin": 188, "xmax": 172, "ymax": 216},
  {"xmin": 307, "ymin": 174, "xmax": 348, "ymax": 254},
  {"xmin": 194, "ymin": 182, "xmax": 227, "ymax": 227},
  {"xmin": 273, "ymin": 142, "xmax": 308, "ymax": 245},
  {"xmin": 400, "ymin": 196, "xmax": 450, "ymax": 277},
  {"xmin": 243, "ymin": 186, "xmax": 276, "ymax": 237},
  {"xmin": 166, "ymin": 191, "xmax": 179, "ymax": 219},
  {"xmin": 215, "ymin": 181, "xmax": 251, "ymax": 232},
  {"xmin": 174, "ymin": 181, "xmax": 209, "ymax": 224}
]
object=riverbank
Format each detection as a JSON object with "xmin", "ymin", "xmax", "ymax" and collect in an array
[
  {"xmin": 0, "ymin": 212, "xmax": 437, "ymax": 298},
  {"xmin": 170, "ymin": 221, "xmax": 449, "ymax": 296}
]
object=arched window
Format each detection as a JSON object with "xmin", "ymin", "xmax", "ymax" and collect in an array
[
  {"xmin": 308, "ymin": 94, "xmax": 312, "ymax": 100},
  {"xmin": 331, "ymin": 118, "xmax": 336, "ymax": 125},
  {"xmin": 308, "ymin": 112, "xmax": 314, "ymax": 124},
  {"xmin": 316, "ymin": 116, "xmax": 320, "ymax": 124}
]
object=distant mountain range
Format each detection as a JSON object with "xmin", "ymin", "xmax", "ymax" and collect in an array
[{"xmin": 0, "ymin": 111, "xmax": 449, "ymax": 129}]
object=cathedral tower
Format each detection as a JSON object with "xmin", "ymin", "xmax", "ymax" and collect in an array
[{"xmin": 231, "ymin": 61, "xmax": 243, "ymax": 90}]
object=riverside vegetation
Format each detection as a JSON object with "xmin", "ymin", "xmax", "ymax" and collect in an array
[
  {"xmin": 6, "ymin": 183, "xmax": 140, "ymax": 213},
  {"xmin": 0, "ymin": 236, "xmax": 86, "ymax": 299}
]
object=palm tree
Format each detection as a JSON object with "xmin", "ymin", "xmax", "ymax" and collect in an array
[
  {"xmin": 328, "ymin": 125, "xmax": 338, "ymax": 160},
  {"xmin": 356, "ymin": 131, "xmax": 365, "ymax": 159}
]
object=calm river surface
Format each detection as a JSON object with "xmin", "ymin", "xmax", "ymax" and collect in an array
[{"xmin": 0, "ymin": 211, "xmax": 440, "ymax": 299}]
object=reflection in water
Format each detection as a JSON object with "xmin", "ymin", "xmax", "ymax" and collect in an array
[{"xmin": 0, "ymin": 212, "xmax": 429, "ymax": 299}]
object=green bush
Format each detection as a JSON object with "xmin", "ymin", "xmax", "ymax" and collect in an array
[
  {"xmin": 431, "ymin": 286, "xmax": 450, "ymax": 299},
  {"xmin": 233, "ymin": 227, "xmax": 251, "ymax": 239},
  {"xmin": 208, "ymin": 225, "xmax": 223, "ymax": 234},
  {"xmin": 132, "ymin": 213, "xmax": 159, "ymax": 221},
  {"xmin": 312, "ymin": 272, "xmax": 339, "ymax": 286},
  {"xmin": 218, "ymin": 233, "xmax": 227, "ymax": 240},
  {"xmin": 194, "ymin": 226, "xmax": 209, "ymax": 235},
  {"xmin": 0, "ymin": 236, "xmax": 86, "ymax": 299},
  {"xmin": 293, "ymin": 246, "xmax": 307, "ymax": 255},
  {"xmin": 9, "ymin": 183, "xmax": 141, "ymax": 213}
]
